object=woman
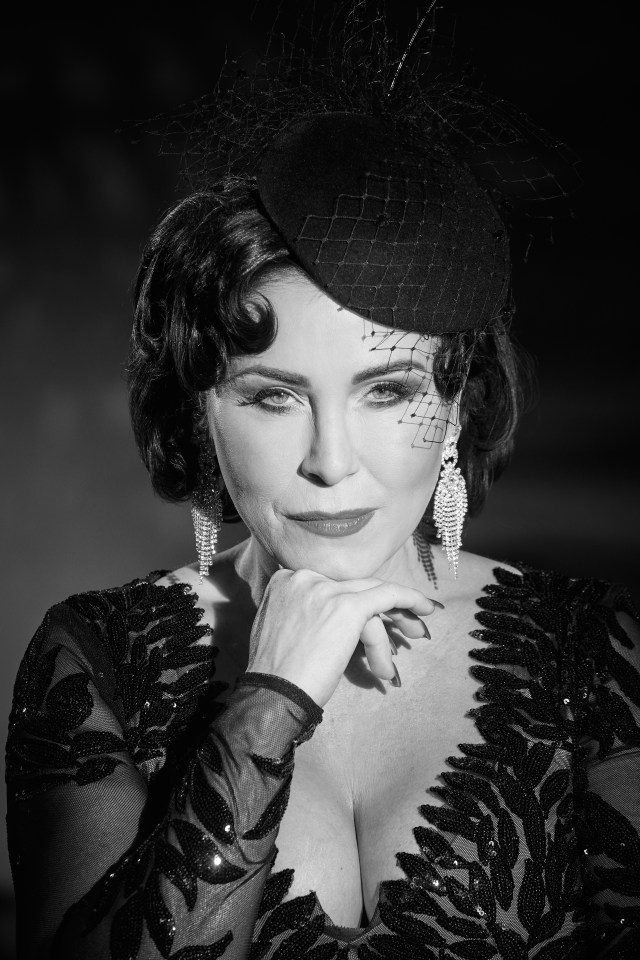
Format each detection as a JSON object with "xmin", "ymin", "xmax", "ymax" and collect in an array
[{"xmin": 6, "ymin": 7, "xmax": 640, "ymax": 959}]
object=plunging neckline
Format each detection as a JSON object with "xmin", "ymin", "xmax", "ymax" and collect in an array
[
  {"xmin": 313, "ymin": 566, "xmax": 526, "ymax": 942},
  {"xmin": 147, "ymin": 558, "xmax": 527, "ymax": 943}
]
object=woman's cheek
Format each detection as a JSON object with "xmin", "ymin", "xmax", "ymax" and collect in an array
[
  {"xmin": 212, "ymin": 409, "xmax": 299, "ymax": 501},
  {"xmin": 362, "ymin": 415, "xmax": 439, "ymax": 489}
]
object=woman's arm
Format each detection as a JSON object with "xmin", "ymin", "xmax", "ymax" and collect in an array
[{"xmin": 6, "ymin": 605, "xmax": 322, "ymax": 960}]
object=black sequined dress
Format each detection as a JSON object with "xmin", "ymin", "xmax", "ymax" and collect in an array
[{"xmin": 5, "ymin": 564, "xmax": 640, "ymax": 958}]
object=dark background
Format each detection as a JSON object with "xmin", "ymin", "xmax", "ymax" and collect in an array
[{"xmin": 1, "ymin": 2, "xmax": 637, "ymax": 955}]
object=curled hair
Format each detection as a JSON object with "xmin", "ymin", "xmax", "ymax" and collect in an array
[
  {"xmin": 128, "ymin": 181, "xmax": 290, "ymax": 515},
  {"xmin": 127, "ymin": 182, "xmax": 530, "ymax": 527}
]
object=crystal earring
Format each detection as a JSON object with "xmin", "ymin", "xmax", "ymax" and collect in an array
[
  {"xmin": 191, "ymin": 447, "xmax": 223, "ymax": 582},
  {"xmin": 433, "ymin": 431, "xmax": 467, "ymax": 579}
]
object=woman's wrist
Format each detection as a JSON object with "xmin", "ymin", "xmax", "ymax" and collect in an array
[
  {"xmin": 213, "ymin": 675, "xmax": 323, "ymax": 760},
  {"xmin": 239, "ymin": 672, "xmax": 323, "ymax": 726}
]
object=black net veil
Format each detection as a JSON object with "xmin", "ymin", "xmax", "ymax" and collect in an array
[
  {"xmin": 139, "ymin": 0, "xmax": 579, "ymax": 451},
  {"xmin": 148, "ymin": 2, "xmax": 579, "ymax": 207}
]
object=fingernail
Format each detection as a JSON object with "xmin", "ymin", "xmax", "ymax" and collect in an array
[
  {"xmin": 389, "ymin": 637, "xmax": 398, "ymax": 656},
  {"xmin": 390, "ymin": 663, "xmax": 401, "ymax": 687},
  {"xmin": 431, "ymin": 599, "xmax": 445, "ymax": 610},
  {"xmin": 423, "ymin": 624, "xmax": 431, "ymax": 640}
]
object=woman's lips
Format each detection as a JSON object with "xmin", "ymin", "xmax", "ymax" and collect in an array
[{"xmin": 288, "ymin": 510, "xmax": 375, "ymax": 538}]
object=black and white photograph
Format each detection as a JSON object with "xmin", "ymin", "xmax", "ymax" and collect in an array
[{"xmin": 2, "ymin": 3, "xmax": 638, "ymax": 957}]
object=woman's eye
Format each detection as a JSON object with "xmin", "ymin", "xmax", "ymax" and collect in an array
[
  {"xmin": 241, "ymin": 389, "xmax": 297, "ymax": 413},
  {"xmin": 238, "ymin": 381, "xmax": 414, "ymax": 414},
  {"xmin": 367, "ymin": 382, "xmax": 413, "ymax": 404}
]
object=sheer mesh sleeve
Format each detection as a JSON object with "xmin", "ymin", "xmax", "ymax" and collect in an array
[
  {"xmin": 5, "ymin": 603, "xmax": 322, "ymax": 960},
  {"xmin": 573, "ymin": 584, "xmax": 640, "ymax": 957}
]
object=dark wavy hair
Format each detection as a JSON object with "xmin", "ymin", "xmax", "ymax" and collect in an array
[{"xmin": 127, "ymin": 180, "xmax": 530, "ymax": 535}]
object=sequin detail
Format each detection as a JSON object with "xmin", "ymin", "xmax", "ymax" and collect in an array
[{"xmin": 6, "ymin": 566, "xmax": 640, "ymax": 957}]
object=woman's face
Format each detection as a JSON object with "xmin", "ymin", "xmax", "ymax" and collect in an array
[{"xmin": 206, "ymin": 271, "xmax": 456, "ymax": 580}]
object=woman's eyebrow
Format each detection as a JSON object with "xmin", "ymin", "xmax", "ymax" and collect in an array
[{"xmin": 223, "ymin": 359, "xmax": 428, "ymax": 387}]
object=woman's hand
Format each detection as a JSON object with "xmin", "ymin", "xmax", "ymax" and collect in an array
[{"xmin": 246, "ymin": 568, "xmax": 440, "ymax": 708}]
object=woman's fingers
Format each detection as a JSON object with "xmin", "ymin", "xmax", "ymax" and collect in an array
[
  {"xmin": 362, "ymin": 603, "xmax": 439, "ymax": 686},
  {"xmin": 351, "ymin": 581, "xmax": 440, "ymax": 622},
  {"xmin": 382, "ymin": 608, "xmax": 431, "ymax": 639},
  {"xmin": 251, "ymin": 569, "xmax": 441, "ymax": 706},
  {"xmin": 360, "ymin": 616, "xmax": 396, "ymax": 682}
]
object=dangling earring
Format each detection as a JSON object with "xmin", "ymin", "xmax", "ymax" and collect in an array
[
  {"xmin": 191, "ymin": 446, "xmax": 223, "ymax": 582},
  {"xmin": 433, "ymin": 431, "xmax": 467, "ymax": 579}
]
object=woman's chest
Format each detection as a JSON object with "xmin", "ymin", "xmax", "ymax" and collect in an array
[{"xmin": 272, "ymin": 639, "xmax": 484, "ymax": 928}]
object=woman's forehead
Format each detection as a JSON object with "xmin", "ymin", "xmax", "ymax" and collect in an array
[{"xmin": 240, "ymin": 273, "xmax": 436, "ymax": 372}]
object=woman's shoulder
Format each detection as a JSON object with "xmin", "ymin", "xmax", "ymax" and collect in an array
[
  {"xmin": 22, "ymin": 539, "xmax": 259, "ymax": 697},
  {"xmin": 44, "ymin": 570, "xmax": 199, "ymax": 632},
  {"xmin": 11, "ymin": 569, "xmax": 224, "ymax": 738},
  {"xmin": 454, "ymin": 548, "xmax": 522, "ymax": 595},
  {"xmin": 453, "ymin": 549, "xmax": 638, "ymax": 673},
  {"xmin": 457, "ymin": 547, "xmax": 635, "ymax": 612},
  {"xmin": 153, "ymin": 540, "xmax": 250, "ymax": 629},
  {"xmin": 20, "ymin": 568, "xmax": 214, "ymax": 687},
  {"xmin": 460, "ymin": 548, "xmax": 639, "ymax": 677},
  {"xmin": 459, "ymin": 552, "xmax": 639, "ymax": 752}
]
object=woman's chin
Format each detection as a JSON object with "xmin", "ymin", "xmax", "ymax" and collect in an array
[
  {"xmin": 251, "ymin": 514, "xmax": 415, "ymax": 581},
  {"xmin": 294, "ymin": 560, "xmax": 378, "ymax": 581},
  {"xmin": 276, "ymin": 538, "xmax": 390, "ymax": 581}
]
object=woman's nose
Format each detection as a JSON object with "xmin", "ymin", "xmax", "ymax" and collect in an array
[{"xmin": 299, "ymin": 406, "xmax": 359, "ymax": 486}]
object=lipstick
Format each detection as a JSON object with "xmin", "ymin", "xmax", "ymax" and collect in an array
[{"xmin": 288, "ymin": 509, "xmax": 375, "ymax": 538}]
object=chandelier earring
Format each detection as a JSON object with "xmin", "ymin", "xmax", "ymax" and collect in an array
[
  {"xmin": 191, "ymin": 445, "xmax": 223, "ymax": 582},
  {"xmin": 433, "ymin": 429, "xmax": 468, "ymax": 579}
]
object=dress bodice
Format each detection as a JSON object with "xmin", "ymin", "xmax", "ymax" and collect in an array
[{"xmin": 5, "ymin": 564, "xmax": 640, "ymax": 958}]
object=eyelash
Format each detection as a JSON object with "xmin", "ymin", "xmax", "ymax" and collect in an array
[{"xmin": 238, "ymin": 381, "xmax": 415, "ymax": 415}]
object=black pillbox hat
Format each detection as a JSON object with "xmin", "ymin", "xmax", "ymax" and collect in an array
[{"xmin": 258, "ymin": 112, "xmax": 510, "ymax": 334}]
